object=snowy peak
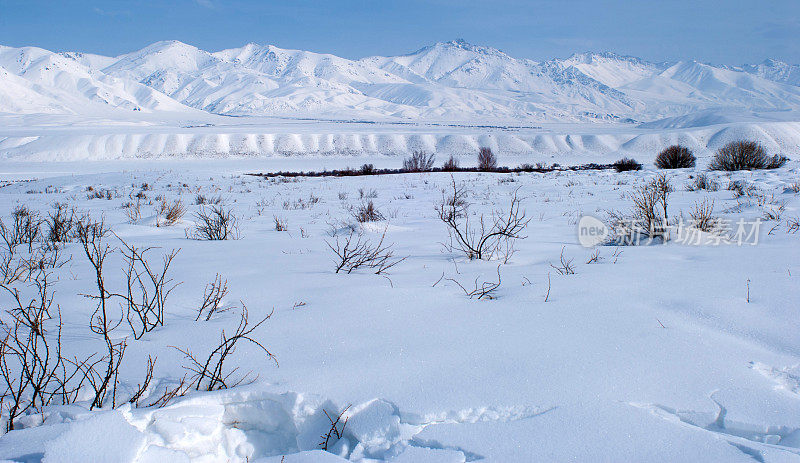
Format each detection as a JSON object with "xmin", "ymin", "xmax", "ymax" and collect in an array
[
  {"xmin": 1, "ymin": 40, "xmax": 799, "ymax": 124},
  {"xmin": 0, "ymin": 45, "xmax": 194, "ymax": 114},
  {"xmin": 738, "ymin": 58, "xmax": 800, "ymax": 87},
  {"xmin": 562, "ymin": 51, "xmax": 662, "ymax": 88},
  {"xmin": 107, "ymin": 40, "xmax": 217, "ymax": 75}
]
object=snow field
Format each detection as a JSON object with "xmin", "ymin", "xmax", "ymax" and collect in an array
[{"xmin": 0, "ymin": 161, "xmax": 798, "ymax": 461}]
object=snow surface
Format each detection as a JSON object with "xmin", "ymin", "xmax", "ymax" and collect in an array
[{"xmin": 0, "ymin": 159, "xmax": 798, "ymax": 461}]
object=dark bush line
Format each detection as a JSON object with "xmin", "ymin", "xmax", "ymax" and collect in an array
[
  {"xmin": 247, "ymin": 162, "xmax": 616, "ymax": 179},
  {"xmin": 612, "ymin": 158, "xmax": 643, "ymax": 172}
]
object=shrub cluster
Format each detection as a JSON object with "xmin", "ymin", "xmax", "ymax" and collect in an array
[{"xmin": 655, "ymin": 145, "xmax": 696, "ymax": 169}]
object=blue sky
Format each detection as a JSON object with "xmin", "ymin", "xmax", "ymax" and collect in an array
[{"xmin": 0, "ymin": 0, "xmax": 798, "ymax": 64}]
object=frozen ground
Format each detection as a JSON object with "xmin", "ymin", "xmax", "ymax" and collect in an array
[{"xmin": 0, "ymin": 156, "xmax": 798, "ymax": 462}]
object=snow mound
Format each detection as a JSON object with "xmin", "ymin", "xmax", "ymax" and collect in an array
[
  {"xmin": 0, "ymin": 388, "xmax": 550, "ymax": 462},
  {"xmin": 2, "ymin": 121, "xmax": 799, "ymax": 161}
]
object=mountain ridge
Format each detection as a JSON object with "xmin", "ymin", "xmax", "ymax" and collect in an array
[{"xmin": 1, "ymin": 40, "xmax": 799, "ymax": 125}]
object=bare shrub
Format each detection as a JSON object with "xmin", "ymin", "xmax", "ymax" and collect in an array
[
  {"xmin": 762, "ymin": 198, "xmax": 786, "ymax": 221},
  {"xmin": 189, "ymin": 206, "xmax": 240, "ymax": 240},
  {"xmin": 788, "ymin": 217, "xmax": 799, "ymax": 233},
  {"xmin": 358, "ymin": 188, "xmax": 378, "ymax": 199},
  {"xmin": 360, "ymin": 164, "xmax": 376, "ymax": 175},
  {"xmin": 1, "ymin": 208, "xmax": 68, "ymax": 286},
  {"xmin": 327, "ymin": 229, "xmax": 405, "ymax": 274},
  {"xmin": 727, "ymin": 180, "xmax": 758, "ymax": 198},
  {"xmin": 196, "ymin": 274, "xmax": 229, "ymax": 321},
  {"xmin": 632, "ymin": 176, "xmax": 669, "ymax": 234},
  {"xmin": 117, "ymin": 239, "xmax": 180, "ymax": 340},
  {"xmin": 195, "ymin": 194, "xmax": 223, "ymax": 205},
  {"xmin": 0, "ymin": 261, "xmax": 85, "ymax": 430},
  {"xmin": 609, "ymin": 174, "xmax": 672, "ymax": 244},
  {"xmin": 442, "ymin": 155, "xmax": 459, "ymax": 171},
  {"xmin": 45, "ymin": 203, "xmax": 76, "ymax": 243},
  {"xmin": 709, "ymin": 140, "xmax": 788, "ymax": 170},
  {"xmin": 0, "ymin": 206, "xmax": 42, "ymax": 254},
  {"xmin": 320, "ymin": 405, "xmax": 351, "ymax": 451},
  {"xmin": 613, "ymin": 158, "xmax": 642, "ymax": 172},
  {"xmin": 75, "ymin": 215, "xmax": 127, "ymax": 409},
  {"xmin": 273, "ymin": 216, "xmax": 288, "ymax": 231},
  {"xmin": 686, "ymin": 174, "xmax": 719, "ymax": 192},
  {"xmin": 655, "ymin": 145, "xmax": 696, "ymax": 169},
  {"xmin": 549, "ymin": 247, "xmax": 575, "ymax": 275},
  {"xmin": 156, "ymin": 199, "xmax": 186, "ymax": 227},
  {"xmin": 353, "ymin": 200, "xmax": 384, "ymax": 223},
  {"xmin": 437, "ymin": 179, "xmax": 529, "ymax": 260},
  {"xmin": 403, "ymin": 151, "xmax": 435, "ymax": 172},
  {"xmin": 176, "ymin": 306, "xmax": 275, "ymax": 391},
  {"xmin": 785, "ymin": 181, "xmax": 800, "ymax": 194},
  {"xmin": 122, "ymin": 200, "xmax": 142, "ymax": 223},
  {"xmin": 446, "ymin": 265, "xmax": 502, "ymax": 300},
  {"xmin": 128, "ymin": 356, "xmax": 156, "ymax": 407},
  {"xmin": 477, "ymin": 147, "xmax": 497, "ymax": 171},
  {"xmin": 689, "ymin": 198, "xmax": 717, "ymax": 232}
]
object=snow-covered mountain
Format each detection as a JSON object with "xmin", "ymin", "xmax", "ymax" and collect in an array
[
  {"xmin": 0, "ymin": 45, "xmax": 195, "ymax": 115},
  {"xmin": 1, "ymin": 40, "xmax": 799, "ymax": 125}
]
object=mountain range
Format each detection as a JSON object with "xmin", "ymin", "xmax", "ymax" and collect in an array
[{"xmin": 1, "ymin": 39, "xmax": 800, "ymax": 126}]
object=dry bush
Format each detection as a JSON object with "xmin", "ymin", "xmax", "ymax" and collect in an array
[
  {"xmin": 709, "ymin": 140, "xmax": 788, "ymax": 170},
  {"xmin": 46, "ymin": 203, "xmax": 76, "ymax": 243},
  {"xmin": 176, "ymin": 306, "xmax": 275, "ymax": 391},
  {"xmin": 189, "ymin": 206, "xmax": 240, "ymax": 240},
  {"xmin": 785, "ymin": 181, "xmax": 800, "ymax": 194},
  {"xmin": 128, "ymin": 356, "xmax": 156, "ymax": 407},
  {"xmin": 609, "ymin": 174, "xmax": 672, "ymax": 244},
  {"xmin": 689, "ymin": 198, "xmax": 717, "ymax": 232},
  {"xmin": 0, "ymin": 261, "xmax": 85, "ymax": 430},
  {"xmin": 727, "ymin": 180, "xmax": 758, "ymax": 198},
  {"xmin": 442, "ymin": 155, "xmax": 460, "ymax": 171},
  {"xmin": 358, "ymin": 188, "xmax": 378, "ymax": 199},
  {"xmin": 117, "ymin": 239, "xmax": 180, "ymax": 340},
  {"xmin": 75, "ymin": 215, "xmax": 127, "ymax": 409},
  {"xmin": 686, "ymin": 173, "xmax": 719, "ymax": 192},
  {"xmin": 655, "ymin": 145, "xmax": 696, "ymax": 169},
  {"xmin": 1, "ymin": 207, "xmax": 69, "ymax": 286},
  {"xmin": 273, "ymin": 216, "xmax": 288, "ymax": 231},
  {"xmin": 0, "ymin": 206, "xmax": 42, "ymax": 254},
  {"xmin": 549, "ymin": 247, "xmax": 575, "ymax": 275},
  {"xmin": 327, "ymin": 229, "xmax": 405, "ymax": 274},
  {"xmin": 787, "ymin": 217, "xmax": 799, "ymax": 233},
  {"xmin": 403, "ymin": 151, "xmax": 435, "ymax": 172},
  {"xmin": 156, "ymin": 199, "xmax": 186, "ymax": 227},
  {"xmin": 320, "ymin": 405, "xmax": 351, "ymax": 451},
  {"xmin": 122, "ymin": 200, "xmax": 142, "ymax": 223},
  {"xmin": 437, "ymin": 179, "xmax": 529, "ymax": 260},
  {"xmin": 194, "ymin": 194, "xmax": 223, "ymax": 205},
  {"xmin": 196, "ymin": 274, "xmax": 229, "ymax": 321},
  {"xmin": 762, "ymin": 198, "xmax": 786, "ymax": 221},
  {"xmin": 632, "ymin": 175, "xmax": 670, "ymax": 233},
  {"xmin": 477, "ymin": 147, "xmax": 498, "ymax": 171},
  {"xmin": 353, "ymin": 200, "xmax": 384, "ymax": 223},
  {"xmin": 446, "ymin": 265, "xmax": 502, "ymax": 300},
  {"xmin": 613, "ymin": 158, "xmax": 642, "ymax": 172}
]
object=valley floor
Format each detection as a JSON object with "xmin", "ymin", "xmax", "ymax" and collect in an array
[{"xmin": 0, "ymin": 160, "xmax": 798, "ymax": 462}]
